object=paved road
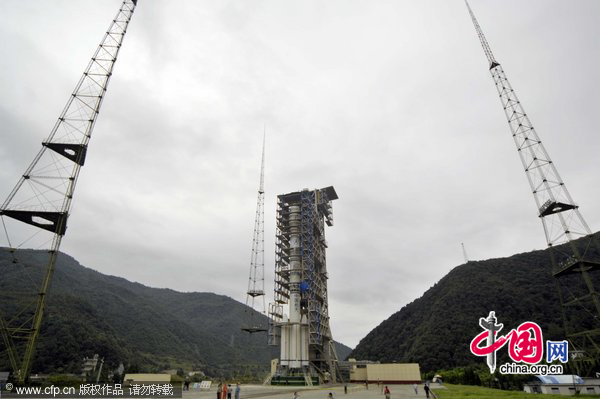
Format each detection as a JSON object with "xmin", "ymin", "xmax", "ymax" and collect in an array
[{"xmin": 183, "ymin": 384, "xmax": 446, "ymax": 399}]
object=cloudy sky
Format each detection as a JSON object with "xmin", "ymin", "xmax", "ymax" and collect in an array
[{"xmin": 1, "ymin": 0, "xmax": 599, "ymax": 349}]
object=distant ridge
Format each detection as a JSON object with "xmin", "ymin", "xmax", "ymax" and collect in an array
[
  {"xmin": 0, "ymin": 249, "xmax": 352, "ymax": 376},
  {"xmin": 349, "ymin": 233, "xmax": 600, "ymax": 372}
]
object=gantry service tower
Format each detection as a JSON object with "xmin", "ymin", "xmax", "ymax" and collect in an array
[{"xmin": 268, "ymin": 187, "xmax": 340, "ymax": 385}]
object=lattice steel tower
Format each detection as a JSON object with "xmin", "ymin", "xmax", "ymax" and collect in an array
[
  {"xmin": 268, "ymin": 186, "xmax": 340, "ymax": 386},
  {"xmin": 467, "ymin": 1, "xmax": 600, "ymax": 374},
  {"xmin": 0, "ymin": 0, "xmax": 138, "ymax": 382},
  {"xmin": 462, "ymin": 242, "xmax": 469, "ymax": 263},
  {"xmin": 242, "ymin": 133, "xmax": 268, "ymax": 333}
]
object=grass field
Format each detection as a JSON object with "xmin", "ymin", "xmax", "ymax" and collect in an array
[{"xmin": 432, "ymin": 384, "xmax": 600, "ymax": 399}]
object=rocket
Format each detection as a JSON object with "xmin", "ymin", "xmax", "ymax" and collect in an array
[{"xmin": 479, "ymin": 311, "xmax": 503, "ymax": 373}]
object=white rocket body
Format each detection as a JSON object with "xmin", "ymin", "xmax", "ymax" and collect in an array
[{"xmin": 280, "ymin": 205, "xmax": 309, "ymax": 368}]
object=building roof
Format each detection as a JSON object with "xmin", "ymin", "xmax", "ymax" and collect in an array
[
  {"xmin": 535, "ymin": 375, "xmax": 584, "ymax": 385},
  {"xmin": 123, "ymin": 374, "xmax": 171, "ymax": 383}
]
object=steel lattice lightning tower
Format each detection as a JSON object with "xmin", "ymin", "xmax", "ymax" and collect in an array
[
  {"xmin": 0, "ymin": 0, "xmax": 138, "ymax": 382},
  {"xmin": 466, "ymin": 1, "xmax": 600, "ymax": 374},
  {"xmin": 461, "ymin": 242, "xmax": 469, "ymax": 263},
  {"xmin": 242, "ymin": 132, "xmax": 268, "ymax": 333}
]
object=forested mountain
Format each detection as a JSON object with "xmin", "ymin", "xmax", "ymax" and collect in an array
[
  {"xmin": 0, "ymin": 249, "xmax": 351, "ymax": 377},
  {"xmin": 350, "ymin": 233, "xmax": 600, "ymax": 372}
]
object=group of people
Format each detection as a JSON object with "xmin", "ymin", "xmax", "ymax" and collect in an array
[
  {"xmin": 413, "ymin": 382, "xmax": 433, "ymax": 399},
  {"xmin": 360, "ymin": 381, "xmax": 433, "ymax": 399},
  {"xmin": 216, "ymin": 382, "xmax": 241, "ymax": 399},
  {"xmin": 213, "ymin": 381, "xmax": 433, "ymax": 399}
]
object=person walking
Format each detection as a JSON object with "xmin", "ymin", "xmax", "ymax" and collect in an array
[
  {"xmin": 413, "ymin": 384, "xmax": 418, "ymax": 395},
  {"xmin": 292, "ymin": 392, "xmax": 300, "ymax": 399},
  {"xmin": 344, "ymin": 384, "xmax": 348, "ymax": 395},
  {"xmin": 384, "ymin": 386, "xmax": 390, "ymax": 399},
  {"xmin": 227, "ymin": 384, "xmax": 232, "ymax": 399},
  {"xmin": 424, "ymin": 384, "xmax": 431, "ymax": 399},
  {"xmin": 217, "ymin": 383, "xmax": 222, "ymax": 399},
  {"xmin": 222, "ymin": 383, "xmax": 228, "ymax": 399},
  {"xmin": 235, "ymin": 384, "xmax": 241, "ymax": 399}
]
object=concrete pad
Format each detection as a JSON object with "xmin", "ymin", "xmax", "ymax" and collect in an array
[{"xmin": 183, "ymin": 383, "xmax": 447, "ymax": 399}]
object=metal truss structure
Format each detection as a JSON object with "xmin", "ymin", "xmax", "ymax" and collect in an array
[
  {"xmin": 0, "ymin": 0, "xmax": 138, "ymax": 382},
  {"xmin": 467, "ymin": 1, "xmax": 600, "ymax": 375},
  {"xmin": 242, "ymin": 133, "xmax": 268, "ymax": 333},
  {"xmin": 268, "ymin": 187, "xmax": 340, "ymax": 385}
]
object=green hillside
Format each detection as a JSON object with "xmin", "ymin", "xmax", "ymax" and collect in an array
[
  {"xmin": 349, "ymin": 233, "xmax": 600, "ymax": 373},
  {"xmin": 0, "ymin": 249, "xmax": 351, "ymax": 377}
]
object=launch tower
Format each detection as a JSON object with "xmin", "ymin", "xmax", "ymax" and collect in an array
[{"xmin": 268, "ymin": 187, "xmax": 340, "ymax": 385}]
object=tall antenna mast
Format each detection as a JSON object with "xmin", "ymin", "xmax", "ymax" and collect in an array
[
  {"xmin": 461, "ymin": 242, "xmax": 469, "ymax": 263},
  {"xmin": 0, "ymin": 0, "xmax": 138, "ymax": 383},
  {"xmin": 466, "ymin": 1, "xmax": 600, "ymax": 375},
  {"xmin": 242, "ymin": 129, "xmax": 267, "ymax": 333}
]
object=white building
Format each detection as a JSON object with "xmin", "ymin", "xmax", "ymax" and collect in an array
[{"xmin": 524, "ymin": 375, "xmax": 600, "ymax": 395}]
